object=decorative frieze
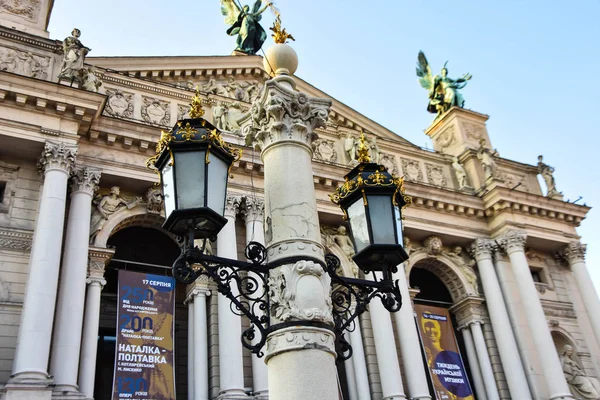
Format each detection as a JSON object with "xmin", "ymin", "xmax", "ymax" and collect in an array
[
  {"xmin": 141, "ymin": 96, "xmax": 170, "ymax": 126},
  {"xmin": 177, "ymin": 103, "xmax": 189, "ymax": 121},
  {"xmin": 0, "ymin": 228, "xmax": 32, "ymax": 251},
  {"xmin": 105, "ymin": 89, "xmax": 134, "ymax": 118},
  {"xmin": 0, "ymin": 0, "xmax": 40, "ymax": 21},
  {"xmin": 265, "ymin": 326, "xmax": 336, "ymax": 362},
  {"xmin": 0, "ymin": 46, "xmax": 49, "ymax": 79},
  {"xmin": 401, "ymin": 158, "xmax": 423, "ymax": 182},
  {"xmin": 425, "ymin": 163, "xmax": 447, "ymax": 187}
]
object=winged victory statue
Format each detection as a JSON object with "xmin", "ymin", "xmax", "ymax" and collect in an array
[
  {"xmin": 416, "ymin": 51, "xmax": 472, "ymax": 118},
  {"xmin": 221, "ymin": 0, "xmax": 275, "ymax": 55}
]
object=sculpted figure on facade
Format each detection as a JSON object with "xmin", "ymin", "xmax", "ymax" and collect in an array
[
  {"xmin": 538, "ymin": 155, "xmax": 559, "ymax": 197},
  {"xmin": 477, "ymin": 140, "xmax": 498, "ymax": 181},
  {"xmin": 452, "ymin": 156, "xmax": 470, "ymax": 189},
  {"xmin": 200, "ymin": 78, "xmax": 228, "ymax": 96},
  {"xmin": 344, "ymin": 132, "xmax": 359, "ymax": 163},
  {"xmin": 221, "ymin": 0, "xmax": 273, "ymax": 55},
  {"xmin": 145, "ymin": 187, "xmax": 163, "ymax": 215},
  {"xmin": 560, "ymin": 344, "xmax": 600, "ymax": 399},
  {"xmin": 90, "ymin": 186, "xmax": 140, "ymax": 243},
  {"xmin": 424, "ymin": 235, "xmax": 443, "ymax": 256},
  {"xmin": 58, "ymin": 28, "xmax": 90, "ymax": 84},
  {"xmin": 81, "ymin": 67, "xmax": 102, "ymax": 92},
  {"xmin": 447, "ymin": 246, "xmax": 479, "ymax": 294}
]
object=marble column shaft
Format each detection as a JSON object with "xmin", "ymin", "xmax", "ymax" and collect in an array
[
  {"xmin": 393, "ymin": 264, "xmax": 431, "ymax": 400},
  {"xmin": 216, "ymin": 196, "xmax": 246, "ymax": 398},
  {"xmin": 187, "ymin": 279, "xmax": 210, "ymax": 400},
  {"xmin": 562, "ymin": 242, "xmax": 600, "ymax": 348},
  {"xmin": 460, "ymin": 327, "xmax": 487, "ymax": 400},
  {"xmin": 349, "ymin": 320, "xmax": 371, "ymax": 400},
  {"xmin": 11, "ymin": 142, "xmax": 76, "ymax": 381},
  {"xmin": 470, "ymin": 239, "xmax": 532, "ymax": 399},
  {"xmin": 247, "ymin": 72, "xmax": 338, "ymax": 400},
  {"xmin": 50, "ymin": 166, "xmax": 101, "ymax": 392},
  {"xmin": 241, "ymin": 197, "xmax": 268, "ymax": 399},
  {"xmin": 79, "ymin": 248, "xmax": 113, "ymax": 399},
  {"xmin": 500, "ymin": 231, "xmax": 573, "ymax": 400},
  {"xmin": 188, "ymin": 299, "xmax": 195, "ymax": 400},
  {"xmin": 470, "ymin": 322, "xmax": 499, "ymax": 400}
]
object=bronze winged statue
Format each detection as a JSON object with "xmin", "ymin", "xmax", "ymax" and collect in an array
[
  {"xmin": 220, "ymin": 0, "xmax": 274, "ymax": 55},
  {"xmin": 416, "ymin": 51, "xmax": 472, "ymax": 118}
]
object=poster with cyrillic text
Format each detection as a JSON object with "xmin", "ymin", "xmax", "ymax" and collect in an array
[
  {"xmin": 112, "ymin": 270, "xmax": 176, "ymax": 400},
  {"xmin": 414, "ymin": 304, "xmax": 474, "ymax": 400}
]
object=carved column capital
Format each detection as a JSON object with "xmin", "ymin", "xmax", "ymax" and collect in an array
[
  {"xmin": 241, "ymin": 196, "xmax": 264, "ymax": 224},
  {"xmin": 242, "ymin": 78, "xmax": 331, "ymax": 152},
  {"xmin": 185, "ymin": 276, "xmax": 211, "ymax": 304},
  {"xmin": 450, "ymin": 296, "xmax": 486, "ymax": 330},
  {"xmin": 224, "ymin": 195, "xmax": 241, "ymax": 219},
  {"xmin": 497, "ymin": 230, "xmax": 527, "ymax": 255},
  {"xmin": 470, "ymin": 238, "xmax": 496, "ymax": 261},
  {"xmin": 70, "ymin": 166, "xmax": 101, "ymax": 196},
  {"xmin": 560, "ymin": 241, "xmax": 587, "ymax": 265},
  {"xmin": 88, "ymin": 247, "xmax": 114, "ymax": 286},
  {"xmin": 37, "ymin": 141, "xmax": 77, "ymax": 176}
]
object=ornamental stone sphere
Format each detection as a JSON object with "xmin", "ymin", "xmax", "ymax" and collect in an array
[{"xmin": 263, "ymin": 43, "xmax": 298, "ymax": 76}]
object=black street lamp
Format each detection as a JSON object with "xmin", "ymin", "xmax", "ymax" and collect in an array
[{"xmin": 147, "ymin": 93, "xmax": 410, "ymax": 361}]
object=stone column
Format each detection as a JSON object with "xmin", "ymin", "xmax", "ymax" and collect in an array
[
  {"xmin": 561, "ymin": 242, "xmax": 600, "ymax": 347},
  {"xmin": 243, "ymin": 46, "xmax": 337, "ymax": 400},
  {"xmin": 470, "ymin": 322, "xmax": 500, "ymax": 400},
  {"xmin": 49, "ymin": 166, "xmax": 101, "ymax": 393},
  {"xmin": 393, "ymin": 264, "xmax": 431, "ymax": 400},
  {"xmin": 216, "ymin": 195, "xmax": 246, "ymax": 399},
  {"xmin": 344, "ymin": 350, "xmax": 359, "ymax": 400},
  {"xmin": 470, "ymin": 239, "xmax": 532, "ymax": 399},
  {"xmin": 7, "ymin": 142, "xmax": 76, "ymax": 391},
  {"xmin": 499, "ymin": 231, "xmax": 573, "ymax": 400},
  {"xmin": 187, "ymin": 296, "xmax": 195, "ymax": 400},
  {"xmin": 187, "ymin": 277, "xmax": 211, "ymax": 400},
  {"xmin": 348, "ymin": 320, "xmax": 371, "ymax": 400},
  {"xmin": 79, "ymin": 247, "xmax": 114, "ymax": 399},
  {"xmin": 459, "ymin": 326, "xmax": 487, "ymax": 400},
  {"xmin": 241, "ymin": 197, "xmax": 268, "ymax": 399}
]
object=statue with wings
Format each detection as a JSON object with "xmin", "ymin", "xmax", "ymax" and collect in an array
[
  {"xmin": 416, "ymin": 51, "xmax": 472, "ymax": 118},
  {"xmin": 221, "ymin": 0, "xmax": 274, "ymax": 55}
]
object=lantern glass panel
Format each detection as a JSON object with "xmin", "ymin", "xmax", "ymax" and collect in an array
[
  {"xmin": 174, "ymin": 150, "xmax": 206, "ymax": 209},
  {"xmin": 367, "ymin": 195, "xmax": 396, "ymax": 245},
  {"xmin": 207, "ymin": 154, "xmax": 229, "ymax": 216},
  {"xmin": 347, "ymin": 198, "xmax": 369, "ymax": 253},
  {"xmin": 394, "ymin": 205, "xmax": 403, "ymax": 245},
  {"xmin": 161, "ymin": 159, "xmax": 176, "ymax": 218}
]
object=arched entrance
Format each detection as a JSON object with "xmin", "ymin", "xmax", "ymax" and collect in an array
[
  {"xmin": 94, "ymin": 225, "xmax": 187, "ymax": 400},
  {"xmin": 409, "ymin": 259, "xmax": 478, "ymax": 399}
]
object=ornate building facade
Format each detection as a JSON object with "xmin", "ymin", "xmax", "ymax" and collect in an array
[{"xmin": 0, "ymin": 3, "xmax": 598, "ymax": 400}]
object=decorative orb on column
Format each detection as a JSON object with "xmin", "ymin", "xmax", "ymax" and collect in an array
[{"xmin": 263, "ymin": 43, "xmax": 298, "ymax": 76}]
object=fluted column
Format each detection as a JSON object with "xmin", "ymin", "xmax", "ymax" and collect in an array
[
  {"xmin": 242, "ymin": 56, "xmax": 337, "ymax": 400},
  {"xmin": 470, "ymin": 239, "xmax": 532, "ymax": 399},
  {"xmin": 459, "ymin": 326, "xmax": 487, "ymax": 400},
  {"xmin": 187, "ymin": 277, "xmax": 211, "ymax": 400},
  {"xmin": 561, "ymin": 242, "xmax": 600, "ymax": 347},
  {"xmin": 393, "ymin": 264, "xmax": 431, "ymax": 400},
  {"xmin": 50, "ymin": 166, "xmax": 101, "ymax": 393},
  {"xmin": 349, "ymin": 319, "xmax": 371, "ymax": 400},
  {"xmin": 499, "ymin": 231, "xmax": 573, "ymax": 400},
  {"xmin": 79, "ymin": 247, "xmax": 114, "ymax": 399},
  {"xmin": 370, "ymin": 274, "xmax": 407, "ymax": 400},
  {"xmin": 470, "ymin": 322, "xmax": 499, "ymax": 400},
  {"xmin": 217, "ymin": 195, "xmax": 246, "ymax": 399},
  {"xmin": 8, "ymin": 142, "xmax": 76, "ymax": 386},
  {"xmin": 241, "ymin": 197, "xmax": 268, "ymax": 399}
]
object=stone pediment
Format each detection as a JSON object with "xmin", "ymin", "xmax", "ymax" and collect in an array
[{"xmin": 87, "ymin": 55, "xmax": 413, "ymax": 145}]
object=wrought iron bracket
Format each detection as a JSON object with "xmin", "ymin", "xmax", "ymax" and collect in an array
[{"xmin": 324, "ymin": 253, "xmax": 402, "ymax": 362}]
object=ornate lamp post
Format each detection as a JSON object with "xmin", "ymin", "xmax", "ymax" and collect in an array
[{"xmin": 147, "ymin": 25, "xmax": 410, "ymax": 400}]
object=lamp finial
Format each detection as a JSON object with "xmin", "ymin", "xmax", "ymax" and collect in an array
[
  {"xmin": 356, "ymin": 129, "xmax": 371, "ymax": 163},
  {"xmin": 189, "ymin": 86, "xmax": 205, "ymax": 119}
]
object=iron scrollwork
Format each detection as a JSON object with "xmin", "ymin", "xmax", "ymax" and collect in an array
[
  {"xmin": 173, "ymin": 237, "xmax": 270, "ymax": 357},
  {"xmin": 324, "ymin": 253, "xmax": 402, "ymax": 362}
]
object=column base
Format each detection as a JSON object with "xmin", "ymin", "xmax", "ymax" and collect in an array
[
  {"xmin": 382, "ymin": 395, "xmax": 407, "ymax": 400},
  {"xmin": 549, "ymin": 394, "xmax": 574, "ymax": 400},
  {"xmin": 217, "ymin": 389, "xmax": 250, "ymax": 399},
  {"xmin": 4, "ymin": 382, "xmax": 53, "ymax": 400},
  {"xmin": 252, "ymin": 391, "xmax": 269, "ymax": 400},
  {"xmin": 51, "ymin": 386, "xmax": 86, "ymax": 400}
]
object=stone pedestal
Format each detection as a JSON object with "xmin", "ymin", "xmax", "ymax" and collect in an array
[{"xmin": 242, "ymin": 44, "xmax": 335, "ymax": 400}]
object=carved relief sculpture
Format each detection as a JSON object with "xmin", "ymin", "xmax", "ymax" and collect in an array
[
  {"xmin": 0, "ymin": 47, "xmax": 49, "ymax": 79},
  {"xmin": 81, "ymin": 67, "xmax": 102, "ymax": 93},
  {"xmin": 436, "ymin": 126, "xmax": 455, "ymax": 150},
  {"xmin": 0, "ymin": 0, "xmax": 40, "ymax": 21},
  {"xmin": 312, "ymin": 138, "xmax": 337, "ymax": 163},
  {"xmin": 424, "ymin": 236, "xmax": 443, "ymax": 256},
  {"xmin": 538, "ymin": 155, "xmax": 559, "ymax": 197},
  {"xmin": 105, "ymin": 89, "xmax": 134, "ymax": 118},
  {"xmin": 425, "ymin": 163, "xmax": 447, "ymax": 187},
  {"xmin": 401, "ymin": 159, "xmax": 423, "ymax": 182},
  {"xmin": 380, "ymin": 153, "xmax": 398, "ymax": 175},
  {"xmin": 146, "ymin": 187, "xmax": 164, "ymax": 215},
  {"xmin": 89, "ymin": 186, "xmax": 141, "ymax": 244},
  {"xmin": 58, "ymin": 28, "xmax": 90, "ymax": 84},
  {"xmin": 452, "ymin": 156, "xmax": 470, "ymax": 189},
  {"xmin": 560, "ymin": 344, "xmax": 600, "ymax": 399},
  {"xmin": 141, "ymin": 96, "xmax": 171, "ymax": 126}
]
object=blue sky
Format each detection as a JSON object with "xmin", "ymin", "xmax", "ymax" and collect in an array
[{"xmin": 48, "ymin": 1, "xmax": 600, "ymax": 294}]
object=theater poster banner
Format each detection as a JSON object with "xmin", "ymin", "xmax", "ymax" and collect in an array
[
  {"xmin": 414, "ymin": 304, "xmax": 474, "ymax": 400},
  {"xmin": 112, "ymin": 270, "xmax": 176, "ymax": 400}
]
